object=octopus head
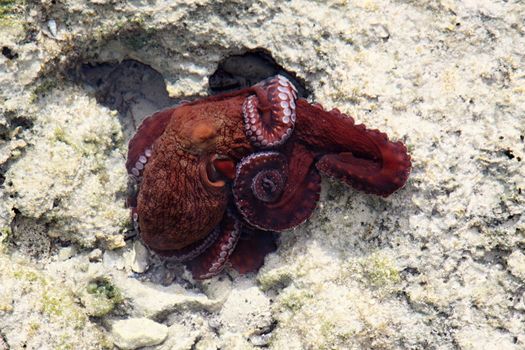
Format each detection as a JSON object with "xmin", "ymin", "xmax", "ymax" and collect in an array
[
  {"xmin": 173, "ymin": 108, "xmax": 235, "ymax": 189},
  {"xmin": 131, "ymin": 107, "xmax": 236, "ymax": 252}
]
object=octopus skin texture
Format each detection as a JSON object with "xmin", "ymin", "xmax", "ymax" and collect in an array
[{"xmin": 126, "ymin": 75, "xmax": 411, "ymax": 280}]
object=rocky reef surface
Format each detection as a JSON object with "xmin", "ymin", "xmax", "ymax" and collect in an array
[{"xmin": 1, "ymin": 0, "xmax": 524, "ymax": 349}]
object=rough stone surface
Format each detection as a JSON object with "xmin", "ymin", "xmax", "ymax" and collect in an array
[
  {"xmin": 0, "ymin": 254, "xmax": 110, "ymax": 349},
  {"xmin": 0, "ymin": 0, "xmax": 524, "ymax": 349},
  {"xmin": 111, "ymin": 318, "xmax": 168, "ymax": 350},
  {"xmin": 508, "ymin": 251, "xmax": 525, "ymax": 281},
  {"xmin": 219, "ymin": 279, "xmax": 273, "ymax": 335}
]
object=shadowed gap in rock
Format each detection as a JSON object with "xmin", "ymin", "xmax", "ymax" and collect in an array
[
  {"xmin": 79, "ymin": 53, "xmax": 308, "ymax": 142},
  {"xmin": 79, "ymin": 59, "xmax": 178, "ymax": 141},
  {"xmin": 208, "ymin": 50, "xmax": 309, "ymax": 98}
]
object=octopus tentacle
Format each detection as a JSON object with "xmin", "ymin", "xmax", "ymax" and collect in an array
[
  {"xmin": 154, "ymin": 226, "xmax": 221, "ymax": 262},
  {"xmin": 242, "ymin": 75, "xmax": 297, "ymax": 148},
  {"xmin": 294, "ymin": 100, "xmax": 411, "ymax": 196},
  {"xmin": 233, "ymin": 144, "xmax": 321, "ymax": 231},
  {"xmin": 126, "ymin": 107, "xmax": 175, "ymax": 180},
  {"xmin": 187, "ymin": 210, "xmax": 241, "ymax": 279},
  {"xmin": 228, "ymin": 227, "xmax": 277, "ymax": 275}
]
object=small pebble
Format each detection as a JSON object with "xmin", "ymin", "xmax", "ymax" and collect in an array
[
  {"xmin": 47, "ymin": 19, "xmax": 57, "ymax": 37},
  {"xmin": 250, "ymin": 333, "xmax": 272, "ymax": 347},
  {"xmin": 130, "ymin": 241, "xmax": 149, "ymax": 273},
  {"xmin": 89, "ymin": 248, "xmax": 103, "ymax": 262}
]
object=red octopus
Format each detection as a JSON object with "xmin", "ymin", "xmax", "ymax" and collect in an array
[{"xmin": 126, "ymin": 75, "xmax": 411, "ymax": 279}]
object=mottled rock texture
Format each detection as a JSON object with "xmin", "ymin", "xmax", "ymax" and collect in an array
[{"xmin": 0, "ymin": 0, "xmax": 524, "ymax": 349}]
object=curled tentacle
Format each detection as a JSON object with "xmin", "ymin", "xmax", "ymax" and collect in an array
[
  {"xmin": 294, "ymin": 100, "xmax": 411, "ymax": 196},
  {"xmin": 187, "ymin": 211, "xmax": 240, "ymax": 279},
  {"xmin": 233, "ymin": 144, "xmax": 321, "ymax": 231},
  {"xmin": 316, "ymin": 136, "xmax": 411, "ymax": 196},
  {"xmin": 242, "ymin": 75, "xmax": 297, "ymax": 148}
]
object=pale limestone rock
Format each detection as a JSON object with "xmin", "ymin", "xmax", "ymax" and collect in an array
[
  {"xmin": 112, "ymin": 318, "xmax": 168, "ymax": 350},
  {"xmin": 0, "ymin": 0, "xmax": 524, "ymax": 349},
  {"xmin": 88, "ymin": 248, "xmax": 103, "ymax": 262},
  {"xmin": 158, "ymin": 322, "xmax": 200, "ymax": 350},
  {"xmin": 507, "ymin": 251, "xmax": 525, "ymax": 281},
  {"xmin": 57, "ymin": 246, "xmax": 76, "ymax": 261},
  {"xmin": 0, "ymin": 254, "xmax": 108, "ymax": 349},
  {"xmin": 219, "ymin": 279, "xmax": 272, "ymax": 335},
  {"xmin": 455, "ymin": 325, "xmax": 520, "ymax": 350},
  {"xmin": 4, "ymin": 89, "xmax": 129, "ymax": 247},
  {"xmin": 113, "ymin": 275, "xmax": 219, "ymax": 318},
  {"xmin": 103, "ymin": 249, "xmax": 126, "ymax": 271},
  {"xmin": 128, "ymin": 241, "xmax": 149, "ymax": 273}
]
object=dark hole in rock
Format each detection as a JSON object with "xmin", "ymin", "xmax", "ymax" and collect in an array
[
  {"xmin": 9, "ymin": 214, "xmax": 51, "ymax": 258},
  {"xmin": 502, "ymin": 149, "xmax": 515, "ymax": 160},
  {"xmin": 2, "ymin": 46, "xmax": 18, "ymax": 60},
  {"xmin": 208, "ymin": 50, "xmax": 309, "ymax": 98},
  {"xmin": 0, "ymin": 113, "xmax": 33, "ymax": 141},
  {"xmin": 0, "ymin": 114, "xmax": 32, "ymax": 187},
  {"xmin": 9, "ymin": 115, "xmax": 33, "ymax": 132},
  {"xmin": 78, "ymin": 59, "xmax": 179, "ymax": 141}
]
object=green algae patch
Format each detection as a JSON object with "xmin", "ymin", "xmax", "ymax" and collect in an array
[
  {"xmin": 0, "ymin": 0, "xmax": 25, "ymax": 27},
  {"xmin": 40, "ymin": 288, "xmax": 88, "ymax": 330},
  {"xmin": 258, "ymin": 265, "xmax": 294, "ymax": 292},
  {"xmin": 362, "ymin": 253, "xmax": 401, "ymax": 287},
  {"xmin": 0, "ymin": 255, "xmax": 108, "ymax": 349},
  {"xmin": 338, "ymin": 251, "xmax": 401, "ymax": 292},
  {"xmin": 31, "ymin": 79, "xmax": 59, "ymax": 103},
  {"xmin": 277, "ymin": 287, "xmax": 314, "ymax": 313},
  {"xmin": 82, "ymin": 277, "xmax": 124, "ymax": 317},
  {"xmin": 0, "ymin": 226, "xmax": 10, "ymax": 252},
  {"xmin": 318, "ymin": 319, "xmax": 354, "ymax": 349},
  {"xmin": 13, "ymin": 268, "xmax": 43, "ymax": 283}
]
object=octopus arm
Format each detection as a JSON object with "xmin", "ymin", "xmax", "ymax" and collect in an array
[
  {"xmin": 228, "ymin": 228, "xmax": 277, "ymax": 275},
  {"xmin": 149, "ymin": 226, "xmax": 220, "ymax": 262},
  {"xmin": 126, "ymin": 107, "xmax": 175, "ymax": 174},
  {"xmin": 233, "ymin": 143, "xmax": 321, "ymax": 231},
  {"xmin": 295, "ymin": 99, "xmax": 411, "ymax": 196},
  {"xmin": 187, "ymin": 211, "xmax": 240, "ymax": 279}
]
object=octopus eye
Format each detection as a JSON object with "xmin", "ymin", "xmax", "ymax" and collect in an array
[
  {"xmin": 201, "ymin": 155, "xmax": 236, "ymax": 188},
  {"xmin": 212, "ymin": 156, "xmax": 236, "ymax": 180}
]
